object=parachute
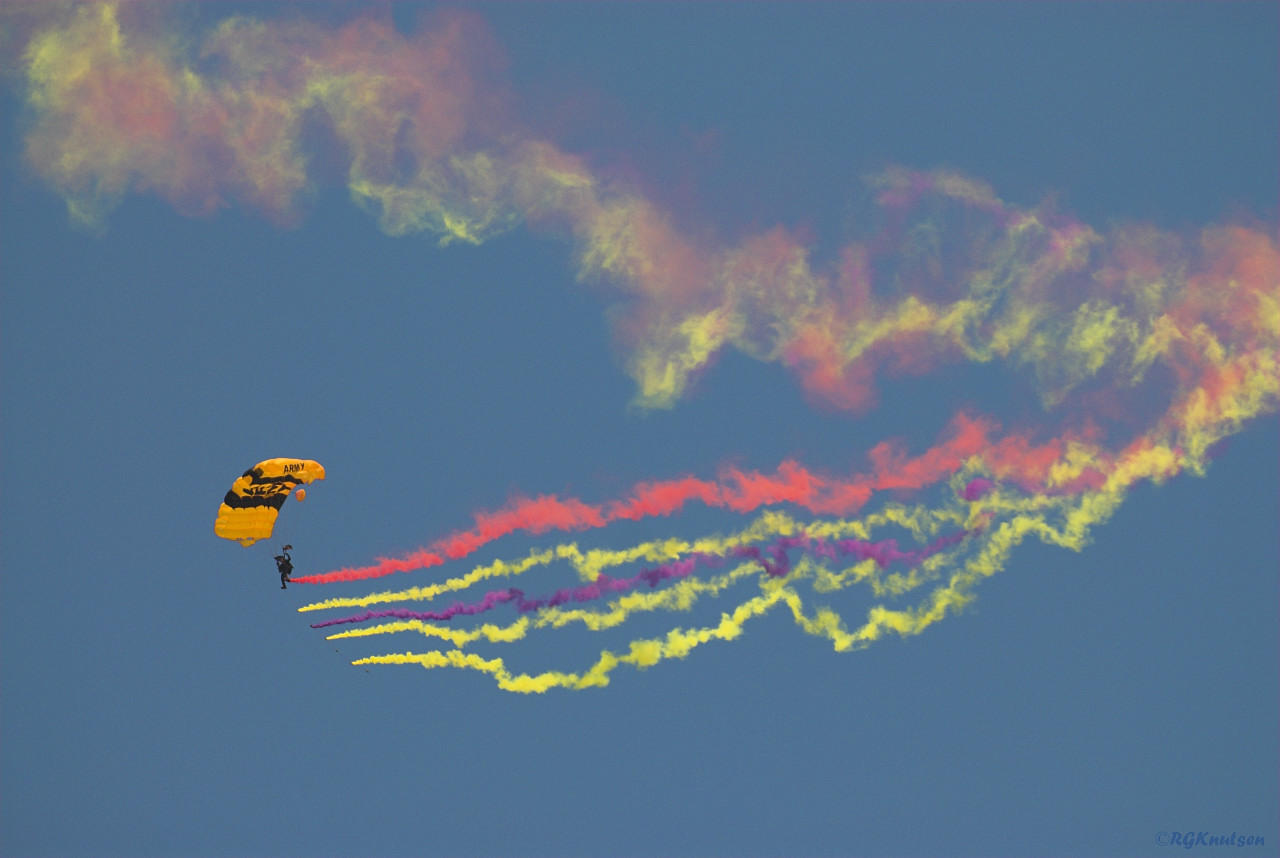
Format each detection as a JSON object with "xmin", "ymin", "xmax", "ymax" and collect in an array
[{"xmin": 215, "ymin": 458, "xmax": 326, "ymax": 546}]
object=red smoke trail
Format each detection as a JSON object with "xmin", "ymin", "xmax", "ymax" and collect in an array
[
  {"xmin": 293, "ymin": 414, "xmax": 967, "ymax": 583},
  {"xmin": 293, "ymin": 413, "xmax": 1086, "ymax": 585}
]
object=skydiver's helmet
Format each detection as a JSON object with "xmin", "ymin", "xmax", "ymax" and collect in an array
[{"xmin": 283, "ymin": 544, "xmax": 293, "ymax": 551}]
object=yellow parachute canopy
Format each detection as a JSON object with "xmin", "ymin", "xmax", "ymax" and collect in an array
[{"xmin": 214, "ymin": 458, "xmax": 326, "ymax": 546}]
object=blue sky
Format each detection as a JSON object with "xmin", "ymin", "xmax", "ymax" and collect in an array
[{"xmin": 2, "ymin": 3, "xmax": 1277, "ymax": 857}]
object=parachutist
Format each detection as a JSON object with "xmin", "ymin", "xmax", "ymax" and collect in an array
[{"xmin": 274, "ymin": 545, "xmax": 293, "ymax": 588}]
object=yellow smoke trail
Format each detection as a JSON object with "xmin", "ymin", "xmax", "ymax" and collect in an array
[
  {"xmin": 332, "ymin": 537, "xmax": 963, "ymax": 650},
  {"xmin": 348, "ymin": 543, "xmax": 975, "ymax": 693},
  {"xmin": 299, "ymin": 504, "xmax": 964, "ymax": 613},
  {"xmin": 332, "ymin": 617, "xmax": 533, "ymax": 648},
  {"xmin": 327, "ymin": 559, "xmax": 769, "ymax": 644},
  {"xmin": 298, "ymin": 547, "xmax": 556, "ymax": 613},
  {"xmin": 339, "ymin": 488, "xmax": 1097, "ymax": 691},
  {"xmin": 354, "ymin": 586, "xmax": 801, "ymax": 694}
]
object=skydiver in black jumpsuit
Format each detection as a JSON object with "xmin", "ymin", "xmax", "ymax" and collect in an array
[{"xmin": 274, "ymin": 546, "xmax": 293, "ymax": 589}]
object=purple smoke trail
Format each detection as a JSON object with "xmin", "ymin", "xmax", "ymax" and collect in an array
[
  {"xmin": 962, "ymin": 478, "xmax": 995, "ymax": 501},
  {"xmin": 729, "ymin": 529, "xmax": 968, "ymax": 579},
  {"xmin": 310, "ymin": 529, "xmax": 970, "ymax": 629},
  {"xmin": 308, "ymin": 553, "xmax": 724, "ymax": 629}
]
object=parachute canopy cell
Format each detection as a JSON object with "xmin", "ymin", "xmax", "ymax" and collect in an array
[{"xmin": 215, "ymin": 458, "xmax": 325, "ymax": 546}]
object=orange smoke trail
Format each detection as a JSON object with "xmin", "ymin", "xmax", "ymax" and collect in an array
[{"xmin": 292, "ymin": 413, "xmax": 1106, "ymax": 584}]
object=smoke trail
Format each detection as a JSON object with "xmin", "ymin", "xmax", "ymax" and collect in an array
[
  {"xmin": 353, "ymin": 586, "xmax": 802, "ymax": 694},
  {"xmin": 297, "ymin": 504, "xmax": 974, "ymax": 614},
  {"xmin": 294, "ymin": 413, "xmax": 1087, "ymax": 585},
  {"xmin": 309, "ymin": 527, "xmax": 970, "ymax": 629},
  {"xmin": 330, "ymin": 533, "xmax": 969, "ymax": 649}
]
